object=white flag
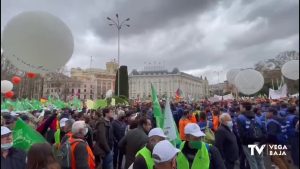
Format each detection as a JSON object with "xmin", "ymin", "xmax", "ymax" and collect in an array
[{"xmin": 163, "ymin": 98, "xmax": 177, "ymax": 142}]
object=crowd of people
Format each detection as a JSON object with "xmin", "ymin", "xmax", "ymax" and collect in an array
[{"xmin": 1, "ymin": 97, "xmax": 299, "ymax": 169}]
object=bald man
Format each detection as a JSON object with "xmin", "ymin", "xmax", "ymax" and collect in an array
[{"xmin": 215, "ymin": 113, "xmax": 239, "ymax": 169}]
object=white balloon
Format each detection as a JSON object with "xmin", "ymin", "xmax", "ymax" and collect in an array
[
  {"xmin": 106, "ymin": 89, "xmax": 113, "ymax": 98},
  {"xmin": 234, "ymin": 69, "xmax": 264, "ymax": 95},
  {"xmin": 1, "ymin": 80, "xmax": 13, "ymax": 94},
  {"xmin": 2, "ymin": 11, "xmax": 74, "ymax": 74},
  {"xmin": 226, "ymin": 69, "xmax": 240, "ymax": 84},
  {"xmin": 281, "ymin": 60, "xmax": 299, "ymax": 80}
]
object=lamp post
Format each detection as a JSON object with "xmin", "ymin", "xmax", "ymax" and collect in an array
[
  {"xmin": 107, "ymin": 14, "xmax": 130, "ymax": 96},
  {"xmin": 214, "ymin": 71, "xmax": 223, "ymax": 96}
]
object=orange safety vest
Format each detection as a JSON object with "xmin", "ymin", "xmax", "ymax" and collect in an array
[{"xmin": 69, "ymin": 136, "xmax": 95, "ymax": 169}]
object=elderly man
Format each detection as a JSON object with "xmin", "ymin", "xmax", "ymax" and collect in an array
[
  {"xmin": 152, "ymin": 140, "xmax": 179, "ymax": 169},
  {"xmin": 67, "ymin": 121, "xmax": 95, "ymax": 169},
  {"xmin": 1, "ymin": 126, "xmax": 27, "ymax": 169},
  {"xmin": 215, "ymin": 113, "xmax": 239, "ymax": 169},
  {"xmin": 133, "ymin": 128, "xmax": 167, "ymax": 169}
]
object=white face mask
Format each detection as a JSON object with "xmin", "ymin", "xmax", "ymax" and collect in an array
[
  {"xmin": 226, "ymin": 121, "xmax": 233, "ymax": 130},
  {"xmin": 1, "ymin": 142, "xmax": 13, "ymax": 150}
]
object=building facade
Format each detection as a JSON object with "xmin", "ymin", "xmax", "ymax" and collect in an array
[
  {"xmin": 129, "ymin": 68, "xmax": 209, "ymax": 100},
  {"xmin": 34, "ymin": 61, "xmax": 118, "ymax": 100}
]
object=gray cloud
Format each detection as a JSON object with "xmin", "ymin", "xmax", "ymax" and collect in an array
[{"xmin": 1, "ymin": 0, "xmax": 299, "ymax": 84}]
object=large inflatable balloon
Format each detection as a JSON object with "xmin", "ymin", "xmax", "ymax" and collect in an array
[
  {"xmin": 281, "ymin": 60, "xmax": 299, "ymax": 80},
  {"xmin": 1, "ymin": 80, "xmax": 14, "ymax": 94},
  {"xmin": 2, "ymin": 11, "xmax": 74, "ymax": 74},
  {"xmin": 226, "ymin": 69, "xmax": 240, "ymax": 85},
  {"xmin": 234, "ymin": 69, "xmax": 264, "ymax": 95}
]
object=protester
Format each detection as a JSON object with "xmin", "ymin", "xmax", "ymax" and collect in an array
[
  {"xmin": 152, "ymin": 140, "xmax": 179, "ymax": 169},
  {"xmin": 1, "ymin": 126, "xmax": 27, "ymax": 169},
  {"xmin": 237, "ymin": 102, "xmax": 266, "ymax": 169},
  {"xmin": 27, "ymin": 143, "xmax": 61, "ymax": 169},
  {"xmin": 68, "ymin": 121, "xmax": 95, "ymax": 169},
  {"xmin": 179, "ymin": 109, "xmax": 196, "ymax": 140},
  {"xmin": 266, "ymin": 108, "xmax": 289, "ymax": 169},
  {"xmin": 119, "ymin": 117, "xmax": 152, "ymax": 169},
  {"xmin": 133, "ymin": 128, "xmax": 167, "ymax": 169},
  {"xmin": 111, "ymin": 110, "xmax": 127, "ymax": 169},
  {"xmin": 94, "ymin": 108, "xmax": 114, "ymax": 169},
  {"xmin": 215, "ymin": 113, "xmax": 239, "ymax": 169},
  {"xmin": 176, "ymin": 123, "xmax": 226, "ymax": 169}
]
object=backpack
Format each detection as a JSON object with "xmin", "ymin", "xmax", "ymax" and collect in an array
[
  {"xmin": 56, "ymin": 137, "xmax": 84, "ymax": 168},
  {"xmin": 267, "ymin": 119, "xmax": 288, "ymax": 144},
  {"xmin": 239, "ymin": 114, "xmax": 264, "ymax": 141},
  {"xmin": 202, "ymin": 122, "xmax": 215, "ymax": 144}
]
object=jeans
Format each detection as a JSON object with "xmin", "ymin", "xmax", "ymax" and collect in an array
[
  {"xmin": 103, "ymin": 151, "xmax": 114, "ymax": 169},
  {"xmin": 113, "ymin": 142, "xmax": 124, "ymax": 169},
  {"xmin": 242, "ymin": 145, "xmax": 266, "ymax": 169}
]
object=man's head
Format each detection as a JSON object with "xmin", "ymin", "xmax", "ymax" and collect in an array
[
  {"xmin": 102, "ymin": 108, "xmax": 114, "ymax": 119},
  {"xmin": 2, "ymin": 114, "xmax": 17, "ymax": 130},
  {"xmin": 64, "ymin": 119, "xmax": 75, "ymax": 133},
  {"xmin": 71, "ymin": 121, "xmax": 88, "ymax": 138},
  {"xmin": 152, "ymin": 140, "xmax": 179, "ymax": 169},
  {"xmin": 147, "ymin": 128, "xmax": 167, "ymax": 151},
  {"xmin": 240, "ymin": 102, "xmax": 252, "ymax": 112},
  {"xmin": 184, "ymin": 123, "xmax": 206, "ymax": 141},
  {"xmin": 1, "ymin": 126, "xmax": 13, "ymax": 151},
  {"xmin": 267, "ymin": 108, "xmax": 278, "ymax": 119},
  {"xmin": 219, "ymin": 113, "xmax": 233, "ymax": 130},
  {"xmin": 139, "ymin": 117, "xmax": 152, "ymax": 134}
]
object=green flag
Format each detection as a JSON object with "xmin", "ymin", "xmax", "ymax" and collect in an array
[
  {"xmin": 151, "ymin": 84, "xmax": 163, "ymax": 128},
  {"xmin": 13, "ymin": 118, "xmax": 47, "ymax": 151},
  {"xmin": 93, "ymin": 99, "xmax": 107, "ymax": 109}
]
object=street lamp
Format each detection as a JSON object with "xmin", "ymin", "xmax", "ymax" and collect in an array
[
  {"xmin": 107, "ymin": 14, "xmax": 130, "ymax": 97},
  {"xmin": 214, "ymin": 71, "xmax": 223, "ymax": 96}
]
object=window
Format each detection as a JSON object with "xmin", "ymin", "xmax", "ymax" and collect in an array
[
  {"xmin": 90, "ymin": 95, "xmax": 93, "ymax": 99},
  {"xmin": 84, "ymin": 89, "xmax": 86, "ymax": 92},
  {"xmin": 90, "ymin": 90, "xmax": 93, "ymax": 94},
  {"xmin": 84, "ymin": 95, "xmax": 86, "ymax": 99},
  {"xmin": 78, "ymin": 89, "xmax": 81, "ymax": 93},
  {"xmin": 51, "ymin": 89, "xmax": 53, "ymax": 92},
  {"xmin": 71, "ymin": 89, "xmax": 74, "ymax": 93}
]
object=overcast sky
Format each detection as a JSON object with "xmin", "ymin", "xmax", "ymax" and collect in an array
[{"xmin": 1, "ymin": 0, "xmax": 299, "ymax": 84}]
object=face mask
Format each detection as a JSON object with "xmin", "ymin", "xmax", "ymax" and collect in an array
[
  {"xmin": 189, "ymin": 141, "xmax": 202, "ymax": 149},
  {"xmin": 1, "ymin": 142, "xmax": 13, "ymax": 150},
  {"xmin": 226, "ymin": 121, "xmax": 233, "ymax": 130}
]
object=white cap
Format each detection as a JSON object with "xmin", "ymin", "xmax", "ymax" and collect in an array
[
  {"xmin": 152, "ymin": 140, "xmax": 180, "ymax": 163},
  {"xmin": 184, "ymin": 123, "xmax": 206, "ymax": 137},
  {"xmin": 148, "ymin": 128, "xmax": 167, "ymax": 138},
  {"xmin": 60, "ymin": 118, "xmax": 68, "ymax": 127},
  {"xmin": 1, "ymin": 126, "xmax": 12, "ymax": 136},
  {"xmin": 10, "ymin": 112, "xmax": 18, "ymax": 117}
]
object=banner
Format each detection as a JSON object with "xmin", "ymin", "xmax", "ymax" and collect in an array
[{"xmin": 269, "ymin": 84, "xmax": 287, "ymax": 99}]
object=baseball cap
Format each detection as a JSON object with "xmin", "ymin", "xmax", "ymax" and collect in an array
[
  {"xmin": 1, "ymin": 126, "xmax": 12, "ymax": 136},
  {"xmin": 148, "ymin": 128, "xmax": 167, "ymax": 138},
  {"xmin": 152, "ymin": 140, "xmax": 180, "ymax": 163},
  {"xmin": 60, "ymin": 118, "xmax": 69, "ymax": 127},
  {"xmin": 184, "ymin": 123, "xmax": 206, "ymax": 137}
]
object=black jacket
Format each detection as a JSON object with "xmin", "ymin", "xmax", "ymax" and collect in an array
[
  {"xmin": 94, "ymin": 118, "xmax": 113, "ymax": 157},
  {"xmin": 111, "ymin": 119, "xmax": 126, "ymax": 143},
  {"xmin": 215, "ymin": 124, "xmax": 239, "ymax": 162},
  {"xmin": 1, "ymin": 148, "xmax": 27, "ymax": 169}
]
